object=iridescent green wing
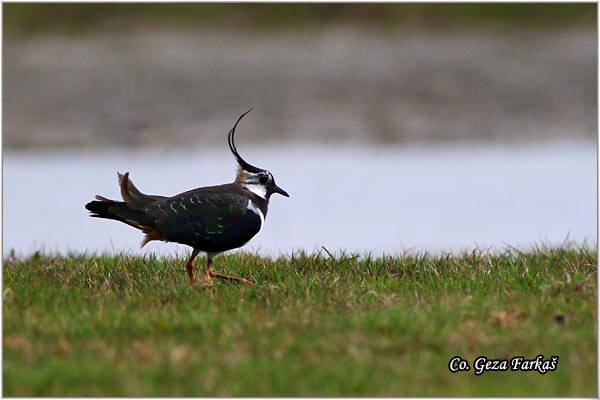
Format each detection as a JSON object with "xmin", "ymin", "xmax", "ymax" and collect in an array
[{"xmin": 146, "ymin": 189, "xmax": 249, "ymax": 247}]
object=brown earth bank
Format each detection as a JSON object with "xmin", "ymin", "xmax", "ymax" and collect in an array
[{"xmin": 4, "ymin": 27, "xmax": 596, "ymax": 149}]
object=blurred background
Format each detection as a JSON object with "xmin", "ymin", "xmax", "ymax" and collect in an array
[{"xmin": 3, "ymin": 3, "xmax": 597, "ymax": 257}]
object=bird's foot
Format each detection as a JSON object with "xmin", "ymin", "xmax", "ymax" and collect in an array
[
  {"xmin": 207, "ymin": 269, "xmax": 254, "ymax": 286},
  {"xmin": 199, "ymin": 272, "xmax": 214, "ymax": 288}
]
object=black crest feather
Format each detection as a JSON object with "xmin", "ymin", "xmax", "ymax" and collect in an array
[{"xmin": 228, "ymin": 109, "xmax": 263, "ymax": 173}]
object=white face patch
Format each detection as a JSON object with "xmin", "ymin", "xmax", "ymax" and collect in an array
[{"xmin": 243, "ymin": 183, "xmax": 267, "ymax": 199}]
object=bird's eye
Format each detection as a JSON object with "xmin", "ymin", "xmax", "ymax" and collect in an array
[{"xmin": 259, "ymin": 175, "xmax": 269, "ymax": 184}]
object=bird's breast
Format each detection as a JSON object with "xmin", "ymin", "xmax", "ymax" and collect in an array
[{"xmin": 246, "ymin": 199, "xmax": 265, "ymax": 230}]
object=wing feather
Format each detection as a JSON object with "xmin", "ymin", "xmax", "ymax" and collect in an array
[{"xmin": 145, "ymin": 189, "xmax": 253, "ymax": 249}]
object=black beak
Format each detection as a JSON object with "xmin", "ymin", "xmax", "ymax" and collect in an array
[{"xmin": 273, "ymin": 185, "xmax": 290, "ymax": 197}]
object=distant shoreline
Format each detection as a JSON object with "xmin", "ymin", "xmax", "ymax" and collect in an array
[
  {"xmin": 5, "ymin": 28, "xmax": 595, "ymax": 150},
  {"xmin": 5, "ymin": 3, "xmax": 595, "ymax": 38}
]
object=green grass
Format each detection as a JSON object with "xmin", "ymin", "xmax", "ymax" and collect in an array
[
  {"xmin": 4, "ymin": 3, "xmax": 596, "ymax": 37},
  {"xmin": 3, "ymin": 245, "xmax": 597, "ymax": 396}
]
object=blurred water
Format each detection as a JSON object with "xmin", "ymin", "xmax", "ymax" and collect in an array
[{"xmin": 3, "ymin": 141, "xmax": 596, "ymax": 258}]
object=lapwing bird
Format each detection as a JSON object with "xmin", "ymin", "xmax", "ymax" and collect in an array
[{"xmin": 85, "ymin": 110, "xmax": 289, "ymax": 285}]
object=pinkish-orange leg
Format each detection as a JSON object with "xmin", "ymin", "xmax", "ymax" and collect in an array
[
  {"xmin": 204, "ymin": 255, "xmax": 254, "ymax": 286},
  {"xmin": 186, "ymin": 249, "xmax": 200, "ymax": 283}
]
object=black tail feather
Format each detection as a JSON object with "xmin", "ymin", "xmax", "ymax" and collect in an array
[
  {"xmin": 85, "ymin": 200, "xmax": 123, "ymax": 221},
  {"xmin": 85, "ymin": 200, "xmax": 155, "ymax": 228}
]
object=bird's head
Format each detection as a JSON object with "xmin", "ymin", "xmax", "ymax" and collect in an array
[{"xmin": 229, "ymin": 110, "xmax": 289, "ymax": 200}]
